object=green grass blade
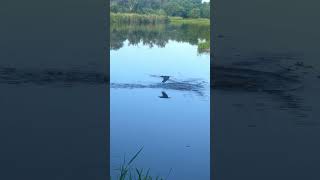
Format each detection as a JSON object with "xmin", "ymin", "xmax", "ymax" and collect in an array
[
  {"xmin": 128, "ymin": 146, "xmax": 144, "ymax": 166},
  {"xmin": 144, "ymin": 168, "xmax": 150, "ymax": 180},
  {"xmin": 165, "ymin": 168, "xmax": 172, "ymax": 180}
]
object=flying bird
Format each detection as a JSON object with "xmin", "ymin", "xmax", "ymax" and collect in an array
[
  {"xmin": 160, "ymin": 75, "xmax": 170, "ymax": 83},
  {"xmin": 159, "ymin": 91, "xmax": 170, "ymax": 98}
]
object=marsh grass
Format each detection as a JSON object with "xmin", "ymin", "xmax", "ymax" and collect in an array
[
  {"xmin": 113, "ymin": 147, "xmax": 172, "ymax": 180},
  {"xmin": 111, "ymin": 23, "xmax": 166, "ymax": 33},
  {"xmin": 111, "ymin": 13, "xmax": 169, "ymax": 25},
  {"xmin": 169, "ymin": 17, "xmax": 210, "ymax": 26},
  {"xmin": 111, "ymin": 13, "xmax": 209, "ymax": 26}
]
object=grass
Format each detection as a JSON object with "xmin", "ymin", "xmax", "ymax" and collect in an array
[
  {"xmin": 111, "ymin": 13, "xmax": 209, "ymax": 26},
  {"xmin": 169, "ymin": 16, "xmax": 210, "ymax": 26},
  {"xmin": 111, "ymin": 13, "xmax": 169, "ymax": 25},
  {"xmin": 111, "ymin": 23, "xmax": 166, "ymax": 32},
  {"xmin": 113, "ymin": 147, "xmax": 172, "ymax": 180}
]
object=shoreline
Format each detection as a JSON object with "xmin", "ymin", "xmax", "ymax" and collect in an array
[{"xmin": 111, "ymin": 12, "xmax": 210, "ymax": 26}]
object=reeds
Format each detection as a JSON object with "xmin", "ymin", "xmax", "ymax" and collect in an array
[
  {"xmin": 111, "ymin": 13, "xmax": 169, "ymax": 25},
  {"xmin": 113, "ymin": 147, "xmax": 172, "ymax": 180},
  {"xmin": 169, "ymin": 16, "xmax": 210, "ymax": 26}
]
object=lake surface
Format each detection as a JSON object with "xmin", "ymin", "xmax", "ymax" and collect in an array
[
  {"xmin": 0, "ymin": 1, "xmax": 108, "ymax": 179},
  {"xmin": 110, "ymin": 23, "xmax": 210, "ymax": 179},
  {"xmin": 213, "ymin": 0, "xmax": 320, "ymax": 179}
]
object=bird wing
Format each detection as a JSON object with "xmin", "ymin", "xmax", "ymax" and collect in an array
[{"xmin": 162, "ymin": 76, "xmax": 170, "ymax": 83}]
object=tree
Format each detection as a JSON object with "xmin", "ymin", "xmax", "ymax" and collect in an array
[
  {"xmin": 128, "ymin": 0, "xmax": 138, "ymax": 12},
  {"xmin": 164, "ymin": 2, "xmax": 184, "ymax": 17},
  {"xmin": 200, "ymin": 2, "xmax": 210, "ymax": 18},
  {"xmin": 188, "ymin": 8, "xmax": 200, "ymax": 18},
  {"xmin": 110, "ymin": 0, "xmax": 210, "ymax": 19},
  {"xmin": 110, "ymin": 3, "xmax": 120, "ymax": 13}
]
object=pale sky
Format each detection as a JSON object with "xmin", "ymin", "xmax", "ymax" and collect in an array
[{"xmin": 202, "ymin": 0, "xmax": 210, "ymax": 2}]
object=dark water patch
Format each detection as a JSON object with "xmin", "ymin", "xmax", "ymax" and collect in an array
[
  {"xmin": 295, "ymin": 122, "xmax": 319, "ymax": 127},
  {"xmin": 232, "ymin": 103, "xmax": 245, "ymax": 107},
  {"xmin": 211, "ymin": 52, "xmax": 308, "ymax": 92},
  {"xmin": 212, "ymin": 66, "xmax": 301, "ymax": 92},
  {"xmin": 247, "ymin": 125, "xmax": 257, "ymax": 128},
  {"xmin": 0, "ymin": 66, "xmax": 109, "ymax": 86},
  {"xmin": 267, "ymin": 92, "xmax": 312, "ymax": 121},
  {"xmin": 211, "ymin": 52, "xmax": 318, "ymax": 121},
  {"xmin": 226, "ymin": 52, "xmax": 303, "ymax": 68}
]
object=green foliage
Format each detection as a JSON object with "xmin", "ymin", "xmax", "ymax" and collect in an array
[
  {"xmin": 188, "ymin": 8, "xmax": 201, "ymax": 18},
  {"xmin": 110, "ymin": 0, "xmax": 210, "ymax": 19},
  {"xmin": 169, "ymin": 17, "xmax": 209, "ymax": 25},
  {"xmin": 111, "ymin": 13, "xmax": 169, "ymax": 25},
  {"xmin": 163, "ymin": 1, "xmax": 184, "ymax": 17},
  {"xmin": 113, "ymin": 147, "xmax": 171, "ymax": 180},
  {"xmin": 198, "ymin": 40, "xmax": 210, "ymax": 54},
  {"xmin": 200, "ymin": 2, "xmax": 210, "ymax": 18}
]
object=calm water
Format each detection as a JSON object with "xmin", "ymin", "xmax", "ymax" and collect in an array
[
  {"xmin": 213, "ymin": 0, "xmax": 320, "ymax": 179},
  {"xmin": 0, "ymin": 0, "xmax": 108, "ymax": 179},
  {"xmin": 110, "ymin": 24, "xmax": 210, "ymax": 179}
]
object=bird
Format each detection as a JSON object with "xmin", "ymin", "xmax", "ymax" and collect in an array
[
  {"xmin": 160, "ymin": 75, "xmax": 170, "ymax": 83},
  {"xmin": 159, "ymin": 91, "xmax": 170, "ymax": 98}
]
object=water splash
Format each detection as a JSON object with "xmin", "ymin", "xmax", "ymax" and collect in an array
[{"xmin": 111, "ymin": 76, "xmax": 208, "ymax": 96}]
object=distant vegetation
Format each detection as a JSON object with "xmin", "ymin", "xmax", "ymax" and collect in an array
[
  {"xmin": 169, "ymin": 16, "xmax": 209, "ymax": 25},
  {"xmin": 110, "ymin": 0, "xmax": 210, "ymax": 19},
  {"xmin": 110, "ymin": 0, "xmax": 210, "ymax": 53},
  {"xmin": 111, "ymin": 12, "xmax": 209, "ymax": 26},
  {"xmin": 111, "ymin": 13, "xmax": 169, "ymax": 25}
]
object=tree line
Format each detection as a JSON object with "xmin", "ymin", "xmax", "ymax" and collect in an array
[{"xmin": 110, "ymin": 0, "xmax": 210, "ymax": 19}]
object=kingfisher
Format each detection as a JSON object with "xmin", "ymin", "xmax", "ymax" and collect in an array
[{"xmin": 160, "ymin": 75, "xmax": 170, "ymax": 83}]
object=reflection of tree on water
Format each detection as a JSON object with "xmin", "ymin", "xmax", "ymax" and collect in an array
[{"xmin": 110, "ymin": 23, "xmax": 210, "ymax": 53}]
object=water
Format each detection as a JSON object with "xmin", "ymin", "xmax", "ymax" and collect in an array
[
  {"xmin": 110, "ymin": 24, "xmax": 210, "ymax": 179},
  {"xmin": 213, "ymin": 0, "xmax": 320, "ymax": 179},
  {"xmin": 0, "ymin": 1, "xmax": 108, "ymax": 179}
]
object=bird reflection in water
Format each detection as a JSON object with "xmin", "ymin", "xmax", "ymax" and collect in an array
[{"xmin": 159, "ymin": 91, "xmax": 170, "ymax": 98}]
